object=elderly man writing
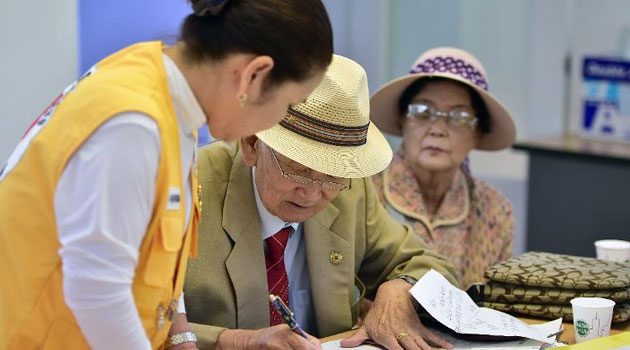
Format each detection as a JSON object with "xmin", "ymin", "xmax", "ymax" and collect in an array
[{"xmin": 182, "ymin": 55, "xmax": 458, "ymax": 350}]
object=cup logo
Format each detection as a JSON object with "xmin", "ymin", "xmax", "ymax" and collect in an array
[{"xmin": 575, "ymin": 319, "xmax": 590, "ymax": 337}]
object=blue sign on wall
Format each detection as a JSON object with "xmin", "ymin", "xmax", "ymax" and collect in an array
[
  {"xmin": 583, "ymin": 57, "xmax": 630, "ymax": 83},
  {"xmin": 581, "ymin": 56, "xmax": 630, "ymax": 142}
]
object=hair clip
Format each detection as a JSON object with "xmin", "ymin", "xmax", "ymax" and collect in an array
[{"xmin": 193, "ymin": 0, "xmax": 231, "ymax": 17}]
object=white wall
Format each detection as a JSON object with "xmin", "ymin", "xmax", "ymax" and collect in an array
[
  {"xmin": 0, "ymin": 0, "xmax": 78, "ymax": 162},
  {"xmin": 388, "ymin": 0, "xmax": 461, "ymax": 77},
  {"xmin": 322, "ymin": 0, "xmax": 391, "ymax": 96}
]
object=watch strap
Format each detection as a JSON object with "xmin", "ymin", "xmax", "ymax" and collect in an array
[{"xmin": 393, "ymin": 274, "xmax": 418, "ymax": 286}]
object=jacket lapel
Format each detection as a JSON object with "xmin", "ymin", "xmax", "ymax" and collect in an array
[
  {"xmin": 223, "ymin": 155, "xmax": 270, "ymax": 329},
  {"xmin": 304, "ymin": 203, "xmax": 353, "ymax": 336}
]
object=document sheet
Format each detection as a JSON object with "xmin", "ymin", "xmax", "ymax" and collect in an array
[
  {"xmin": 322, "ymin": 270, "xmax": 565, "ymax": 349},
  {"xmin": 410, "ymin": 270, "xmax": 560, "ymax": 343}
]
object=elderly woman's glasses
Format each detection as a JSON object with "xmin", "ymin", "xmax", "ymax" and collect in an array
[
  {"xmin": 270, "ymin": 149, "xmax": 350, "ymax": 191},
  {"xmin": 407, "ymin": 103, "xmax": 478, "ymax": 129}
]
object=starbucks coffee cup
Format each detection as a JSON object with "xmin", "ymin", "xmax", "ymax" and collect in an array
[{"xmin": 570, "ymin": 297, "xmax": 615, "ymax": 343}]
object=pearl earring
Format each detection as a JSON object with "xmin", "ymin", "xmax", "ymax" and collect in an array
[{"xmin": 238, "ymin": 93, "xmax": 248, "ymax": 108}]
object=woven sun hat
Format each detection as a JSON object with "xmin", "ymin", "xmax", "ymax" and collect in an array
[
  {"xmin": 370, "ymin": 47, "xmax": 516, "ymax": 151},
  {"xmin": 256, "ymin": 54, "xmax": 392, "ymax": 178}
]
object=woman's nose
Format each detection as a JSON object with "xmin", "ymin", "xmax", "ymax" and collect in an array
[{"xmin": 428, "ymin": 118, "xmax": 448, "ymax": 136}]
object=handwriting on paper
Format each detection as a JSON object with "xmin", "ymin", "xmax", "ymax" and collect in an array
[{"xmin": 410, "ymin": 270, "xmax": 556, "ymax": 342}]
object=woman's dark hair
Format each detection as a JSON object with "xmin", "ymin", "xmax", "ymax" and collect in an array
[
  {"xmin": 182, "ymin": 0, "xmax": 333, "ymax": 86},
  {"xmin": 397, "ymin": 77, "xmax": 490, "ymax": 134}
]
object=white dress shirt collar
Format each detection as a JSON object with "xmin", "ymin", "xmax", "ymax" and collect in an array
[
  {"xmin": 162, "ymin": 54, "xmax": 207, "ymax": 135},
  {"xmin": 252, "ymin": 168, "xmax": 299, "ymax": 239}
]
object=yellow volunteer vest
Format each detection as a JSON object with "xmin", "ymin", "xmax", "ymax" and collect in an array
[{"xmin": 0, "ymin": 41, "xmax": 199, "ymax": 350}]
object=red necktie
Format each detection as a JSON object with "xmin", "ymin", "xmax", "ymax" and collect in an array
[{"xmin": 265, "ymin": 227, "xmax": 292, "ymax": 326}]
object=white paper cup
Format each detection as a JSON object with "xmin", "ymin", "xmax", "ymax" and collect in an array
[
  {"xmin": 594, "ymin": 239, "xmax": 630, "ymax": 263},
  {"xmin": 570, "ymin": 297, "xmax": 615, "ymax": 343}
]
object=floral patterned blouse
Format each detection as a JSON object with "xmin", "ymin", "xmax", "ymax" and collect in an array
[{"xmin": 372, "ymin": 149, "xmax": 514, "ymax": 289}]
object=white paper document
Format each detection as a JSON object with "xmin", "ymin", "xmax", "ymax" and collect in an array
[{"xmin": 410, "ymin": 270, "xmax": 561, "ymax": 343}]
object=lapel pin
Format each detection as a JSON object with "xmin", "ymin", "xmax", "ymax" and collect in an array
[{"xmin": 329, "ymin": 251, "xmax": 344, "ymax": 265}]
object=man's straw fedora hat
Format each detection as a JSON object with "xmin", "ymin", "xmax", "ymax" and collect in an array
[{"xmin": 257, "ymin": 54, "xmax": 392, "ymax": 178}]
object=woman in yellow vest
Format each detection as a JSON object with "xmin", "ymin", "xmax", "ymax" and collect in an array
[{"xmin": 0, "ymin": 1, "xmax": 332, "ymax": 349}]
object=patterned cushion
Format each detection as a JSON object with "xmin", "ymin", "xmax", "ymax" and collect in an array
[
  {"xmin": 484, "ymin": 252, "xmax": 630, "ymax": 290},
  {"xmin": 482, "ymin": 252, "xmax": 630, "ymax": 322},
  {"xmin": 484, "ymin": 301, "xmax": 630, "ymax": 324},
  {"xmin": 484, "ymin": 282, "xmax": 630, "ymax": 304}
]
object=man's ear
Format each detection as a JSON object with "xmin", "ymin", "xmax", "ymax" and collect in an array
[
  {"xmin": 237, "ymin": 55, "xmax": 274, "ymax": 104},
  {"xmin": 240, "ymin": 135, "xmax": 260, "ymax": 167}
]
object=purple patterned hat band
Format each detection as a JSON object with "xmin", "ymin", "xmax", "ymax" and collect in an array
[{"xmin": 409, "ymin": 56, "xmax": 489, "ymax": 91}]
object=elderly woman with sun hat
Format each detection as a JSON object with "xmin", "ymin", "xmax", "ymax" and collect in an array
[{"xmin": 370, "ymin": 47, "xmax": 517, "ymax": 289}]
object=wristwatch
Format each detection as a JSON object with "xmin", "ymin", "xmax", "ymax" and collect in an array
[
  {"xmin": 392, "ymin": 275, "xmax": 418, "ymax": 286},
  {"xmin": 165, "ymin": 331, "xmax": 197, "ymax": 349}
]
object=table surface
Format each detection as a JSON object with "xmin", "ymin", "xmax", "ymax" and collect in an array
[
  {"xmin": 513, "ymin": 133, "xmax": 630, "ymax": 161},
  {"xmin": 320, "ymin": 317, "xmax": 630, "ymax": 346}
]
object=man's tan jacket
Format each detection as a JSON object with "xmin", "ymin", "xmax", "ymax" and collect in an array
[{"xmin": 184, "ymin": 142, "xmax": 458, "ymax": 349}]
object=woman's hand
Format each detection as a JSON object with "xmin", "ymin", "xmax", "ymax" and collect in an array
[
  {"xmin": 216, "ymin": 325, "xmax": 321, "ymax": 350},
  {"xmin": 341, "ymin": 279, "xmax": 453, "ymax": 350}
]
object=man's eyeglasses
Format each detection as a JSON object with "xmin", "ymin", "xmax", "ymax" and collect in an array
[
  {"xmin": 407, "ymin": 103, "xmax": 478, "ymax": 129},
  {"xmin": 270, "ymin": 149, "xmax": 350, "ymax": 191}
]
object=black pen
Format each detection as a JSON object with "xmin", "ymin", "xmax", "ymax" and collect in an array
[
  {"xmin": 269, "ymin": 294, "xmax": 309, "ymax": 340},
  {"xmin": 547, "ymin": 328, "xmax": 564, "ymax": 338}
]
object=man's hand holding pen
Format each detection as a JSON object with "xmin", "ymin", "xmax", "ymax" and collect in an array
[
  {"xmin": 269, "ymin": 294, "xmax": 310, "ymax": 339},
  {"xmin": 214, "ymin": 295, "xmax": 321, "ymax": 350}
]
